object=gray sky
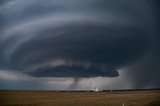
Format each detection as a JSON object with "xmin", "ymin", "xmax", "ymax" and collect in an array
[{"xmin": 0, "ymin": 0, "xmax": 160, "ymax": 90}]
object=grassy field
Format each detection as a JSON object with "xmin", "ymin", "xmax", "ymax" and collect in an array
[{"xmin": 0, "ymin": 90, "xmax": 160, "ymax": 106}]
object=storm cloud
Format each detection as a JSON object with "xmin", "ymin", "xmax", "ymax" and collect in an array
[{"xmin": 0, "ymin": 0, "xmax": 160, "ymax": 89}]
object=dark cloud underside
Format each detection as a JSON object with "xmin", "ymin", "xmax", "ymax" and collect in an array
[{"xmin": 0, "ymin": 0, "xmax": 160, "ymax": 89}]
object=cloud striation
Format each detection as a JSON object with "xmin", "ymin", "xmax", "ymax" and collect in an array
[{"xmin": 0, "ymin": 0, "xmax": 160, "ymax": 89}]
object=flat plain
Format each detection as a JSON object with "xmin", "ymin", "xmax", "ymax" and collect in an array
[{"xmin": 0, "ymin": 90, "xmax": 160, "ymax": 106}]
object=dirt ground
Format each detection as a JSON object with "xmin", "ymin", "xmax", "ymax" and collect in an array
[{"xmin": 0, "ymin": 90, "xmax": 160, "ymax": 106}]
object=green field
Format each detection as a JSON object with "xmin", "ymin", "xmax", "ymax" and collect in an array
[{"xmin": 0, "ymin": 90, "xmax": 160, "ymax": 106}]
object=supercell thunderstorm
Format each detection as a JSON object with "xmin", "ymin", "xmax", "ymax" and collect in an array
[{"xmin": 0, "ymin": 0, "xmax": 160, "ymax": 89}]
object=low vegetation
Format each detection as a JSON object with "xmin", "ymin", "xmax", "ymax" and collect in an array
[{"xmin": 0, "ymin": 90, "xmax": 160, "ymax": 106}]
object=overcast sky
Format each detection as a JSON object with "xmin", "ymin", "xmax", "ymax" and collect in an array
[{"xmin": 0, "ymin": 0, "xmax": 160, "ymax": 90}]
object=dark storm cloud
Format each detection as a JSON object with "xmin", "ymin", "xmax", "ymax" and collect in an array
[
  {"xmin": 123, "ymin": 0, "xmax": 160, "ymax": 88},
  {"xmin": 0, "ymin": 18, "xmax": 151, "ymax": 77},
  {"xmin": 0, "ymin": 0, "xmax": 160, "ymax": 89},
  {"xmin": 0, "ymin": 0, "xmax": 11, "ymax": 6}
]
